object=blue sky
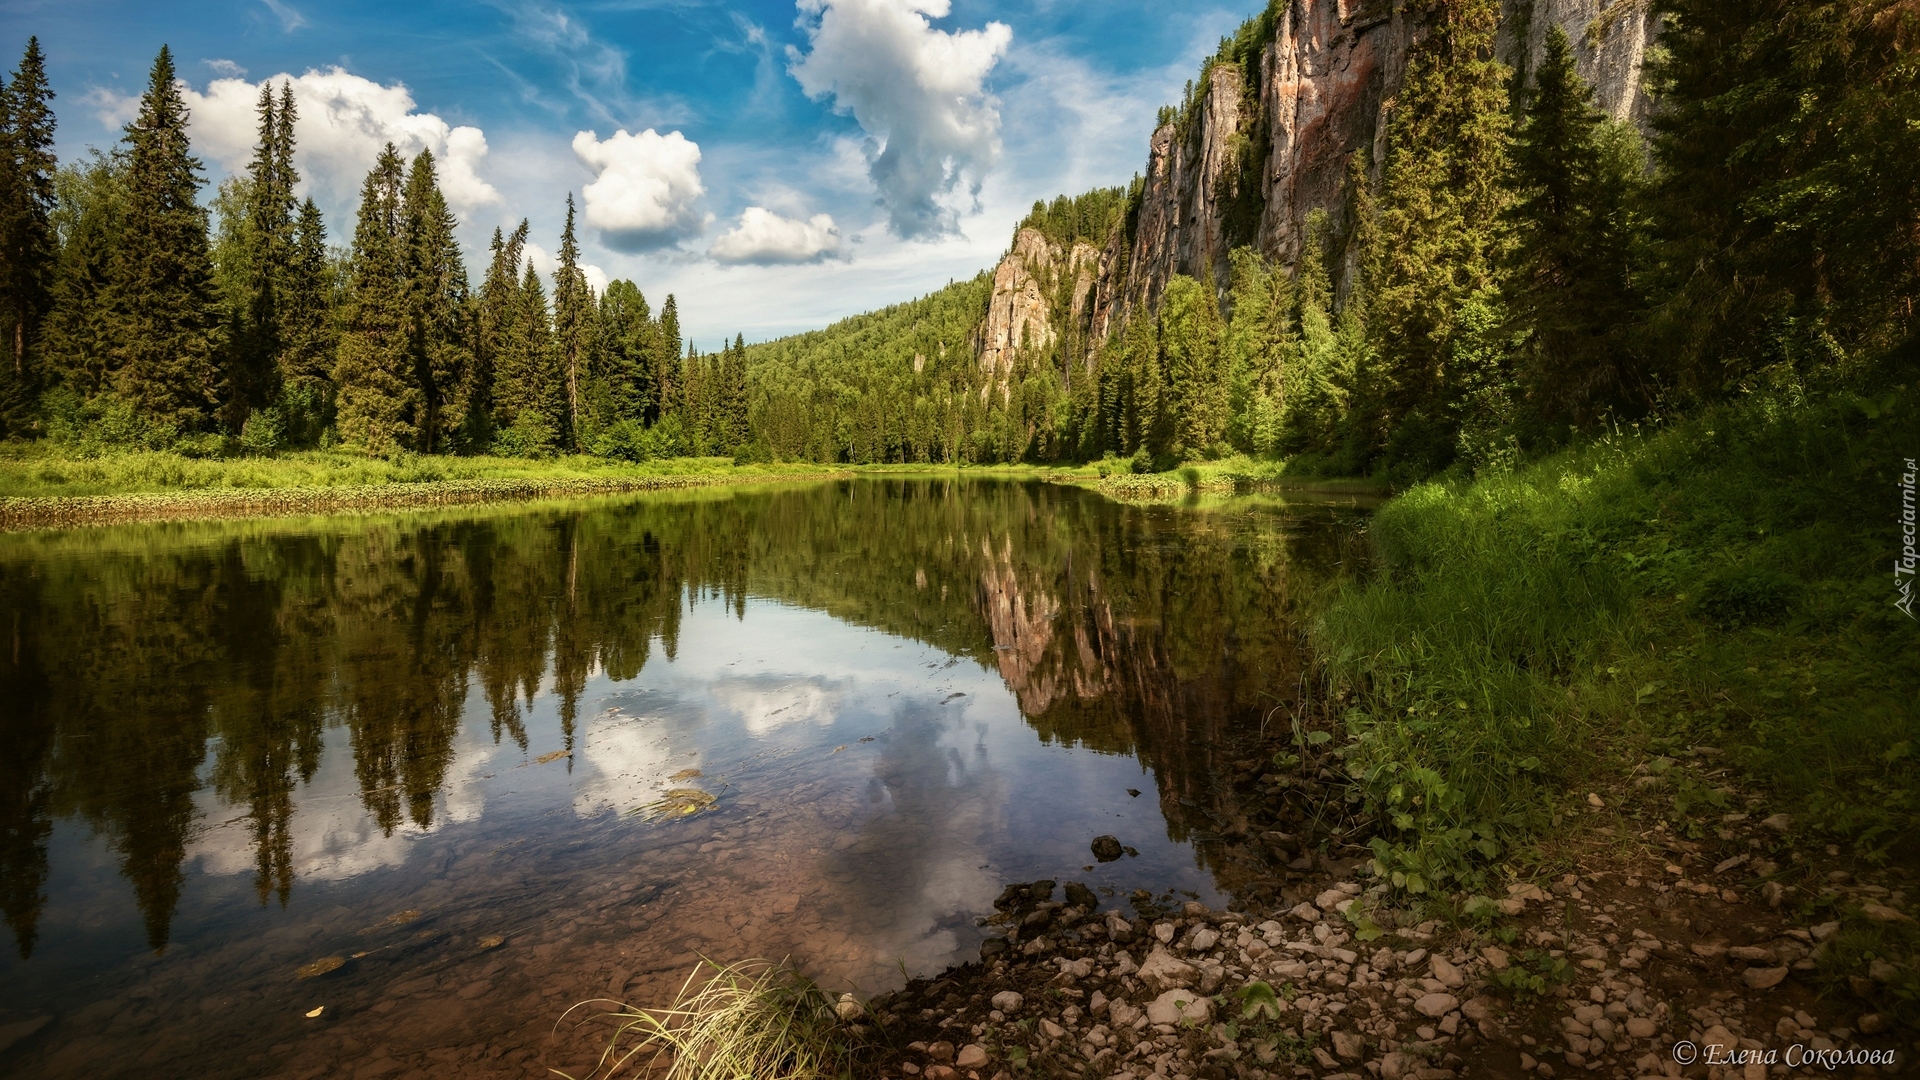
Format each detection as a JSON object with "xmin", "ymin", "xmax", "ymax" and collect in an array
[{"xmin": 0, "ymin": 0, "xmax": 1245, "ymax": 345}]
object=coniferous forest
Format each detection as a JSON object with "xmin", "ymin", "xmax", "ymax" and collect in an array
[{"xmin": 1, "ymin": 2, "xmax": 1914, "ymax": 478}]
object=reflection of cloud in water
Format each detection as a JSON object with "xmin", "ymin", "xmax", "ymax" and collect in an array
[
  {"xmin": 708, "ymin": 675, "xmax": 844, "ymax": 735},
  {"xmin": 570, "ymin": 708, "xmax": 681, "ymax": 818}
]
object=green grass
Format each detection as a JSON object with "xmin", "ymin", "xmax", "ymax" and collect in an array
[
  {"xmin": 557, "ymin": 959, "xmax": 858, "ymax": 1080},
  {"xmin": 0, "ymin": 444, "xmax": 836, "ymax": 499},
  {"xmin": 1315, "ymin": 383, "xmax": 1920, "ymax": 889}
]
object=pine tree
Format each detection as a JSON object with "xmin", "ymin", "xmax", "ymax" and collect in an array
[
  {"xmin": 1503, "ymin": 26, "xmax": 1648, "ymax": 428},
  {"xmin": 400, "ymin": 150, "xmax": 473, "ymax": 452},
  {"xmin": 0, "ymin": 37, "xmax": 56, "ymax": 434},
  {"xmin": 333, "ymin": 144, "xmax": 414, "ymax": 452},
  {"xmin": 280, "ymin": 197, "xmax": 333, "ymax": 445},
  {"xmin": 109, "ymin": 46, "xmax": 226, "ymax": 433},
  {"xmin": 1360, "ymin": 0, "xmax": 1512, "ymax": 468},
  {"xmin": 552, "ymin": 194, "xmax": 593, "ymax": 447}
]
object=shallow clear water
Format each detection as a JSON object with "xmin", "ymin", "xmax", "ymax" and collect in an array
[{"xmin": 0, "ymin": 478, "xmax": 1370, "ymax": 1078}]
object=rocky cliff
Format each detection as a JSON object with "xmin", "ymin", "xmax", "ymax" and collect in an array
[{"xmin": 973, "ymin": 0, "xmax": 1662, "ymax": 378}]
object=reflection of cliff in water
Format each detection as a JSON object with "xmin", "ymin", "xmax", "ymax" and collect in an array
[
  {"xmin": 964, "ymin": 493, "xmax": 1370, "ymax": 888},
  {"xmin": 0, "ymin": 481, "xmax": 1366, "ymax": 957}
]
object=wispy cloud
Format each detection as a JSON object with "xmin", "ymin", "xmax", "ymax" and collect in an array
[
  {"xmin": 491, "ymin": 0, "xmax": 637, "ymax": 128},
  {"xmin": 259, "ymin": 0, "xmax": 309, "ymax": 33}
]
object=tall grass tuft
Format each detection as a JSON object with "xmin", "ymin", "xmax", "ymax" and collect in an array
[{"xmin": 556, "ymin": 959, "xmax": 857, "ymax": 1080}]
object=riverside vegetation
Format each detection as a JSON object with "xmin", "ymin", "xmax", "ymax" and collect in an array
[{"xmin": 0, "ymin": 0, "xmax": 1916, "ymax": 1068}]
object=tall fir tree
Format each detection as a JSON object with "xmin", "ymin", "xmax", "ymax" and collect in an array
[
  {"xmin": 41, "ymin": 152, "xmax": 123, "ymax": 403},
  {"xmin": 492, "ymin": 257, "xmax": 561, "ymax": 452},
  {"xmin": 333, "ymin": 144, "xmax": 414, "ymax": 452},
  {"xmin": 280, "ymin": 197, "xmax": 333, "ymax": 445},
  {"xmin": 1505, "ymin": 25, "xmax": 1647, "ymax": 427},
  {"xmin": 1359, "ymin": 0, "xmax": 1512, "ymax": 468},
  {"xmin": 234, "ymin": 80, "xmax": 299, "ymax": 430},
  {"xmin": 594, "ymin": 279, "xmax": 653, "ymax": 428},
  {"xmin": 400, "ymin": 150, "xmax": 473, "ymax": 452},
  {"xmin": 1161, "ymin": 273, "xmax": 1227, "ymax": 455},
  {"xmin": 551, "ymin": 194, "xmax": 593, "ymax": 447},
  {"xmin": 473, "ymin": 220, "xmax": 529, "ymax": 450},
  {"xmin": 654, "ymin": 293, "xmax": 681, "ymax": 424},
  {"xmin": 109, "ymin": 46, "xmax": 226, "ymax": 433},
  {"xmin": 0, "ymin": 37, "xmax": 56, "ymax": 434},
  {"xmin": 725, "ymin": 332, "xmax": 749, "ymax": 450}
]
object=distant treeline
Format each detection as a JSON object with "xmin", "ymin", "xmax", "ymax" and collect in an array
[{"xmin": 0, "ymin": 43, "xmax": 748, "ymax": 460}]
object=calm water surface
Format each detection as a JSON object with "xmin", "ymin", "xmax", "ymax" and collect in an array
[{"xmin": 0, "ymin": 479, "xmax": 1370, "ymax": 1078}]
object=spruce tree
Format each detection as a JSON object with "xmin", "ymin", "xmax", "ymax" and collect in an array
[
  {"xmin": 1360, "ymin": 0, "xmax": 1511, "ymax": 468},
  {"xmin": 551, "ymin": 194, "xmax": 593, "ymax": 447},
  {"xmin": 492, "ymin": 257, "xmax": 560, "ymax": 453},
  {"xmin": 280, "ymin": 197, "xmax": 333, "ymax": 444},
  {"xmin": 725, "ymin": 332, "xmax": 749, "ymax": 450},
  {"xmin": 473, "ymin": 220, "xmax": 529, "ymax": 450},
  {"xmin": 1506, "ymin": 26, "xmax": 1646, "ymax": 426},
  {"xmin": 596, "ymin": 279, "xmax": 653, "ymax": 426},
  {"xmin": 0, "ymin": 37, "xmax": 56, "ymax": 434},
  {"xmin": 234, "ymin": 82, "xmax": 297, "ymax": 424},
  {"xmin": 400, "ymin": 150, "xmax": 472, "ymax": 452},
  {"xmin": 42, "ymin": 152, "xmax": 124, "ymax": 403},
  {"xmin": 333, "ymin": 144, "xmax": 414, "ymax": 452},
  {"xmin": 1162, "ymin": 273, "xmax": 1227, "ymax": 455},
  {"xmin": 654, "ymin": 294, "xmax": 681, "ymax": 424},
  {"xmin": 109, "ymin": 46, "xmax": 225, "ymax": 433}
]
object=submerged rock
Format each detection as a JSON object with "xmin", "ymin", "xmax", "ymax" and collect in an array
[{"xmin": 1090, "ymin": 835, "xmax": 1124, "ymax": 862}]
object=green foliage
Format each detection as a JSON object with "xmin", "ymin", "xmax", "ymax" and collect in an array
[
  {"xmin": 1319, "ymin": 383, "xmax": 1920, "ymax": 886},
  {"xmin": 1649, "ymin": 0, "xmax": 1920, "ymax": 394},
  {"xmin": 0, "ymin": 37, "xmax": 58, "ymax": 436},
  {"xmin": 1489, "ymin": 948, "xmax": 1577, "ymax": 999},
  {"xmin": 1015, "ymin": 186, "xmax": 1131, "ymax": 249}
]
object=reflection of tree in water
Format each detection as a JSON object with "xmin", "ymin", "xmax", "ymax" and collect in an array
[{"xmin": 0, "ymin": 481, "xmax": 1364, "ymax": 956}]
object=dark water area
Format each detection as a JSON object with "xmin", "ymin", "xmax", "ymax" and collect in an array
[{"xmin": 0, "ymin": 479, "xmax": 1371, "ymax": 1078}]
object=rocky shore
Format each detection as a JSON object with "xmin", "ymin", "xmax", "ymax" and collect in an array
[{"xmin": 849, "ymin": 757, "xmax": 1916, "ymax": 1080}]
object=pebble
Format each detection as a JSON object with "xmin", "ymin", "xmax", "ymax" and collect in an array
[
  {"xmin": 1741, "ymin": 966, "xmax": 1788, "ymax": 990},
  {"xmin": 1415, "ymin": 993, "xmax": 1459, "ymax": 1018},
  {"xmin": 989, "ymin": 990, "xmax": 1022, "ymax": 1012},
  {"xmin": 927, "ymin": 1040, "xmax": 955, "ymax": 1062},
  {"xmin": 1145, "ymin": 989, "xmax": 1212, "ymax": 1026},
  {"xmin": 1429, "ymin": 954, "xmax": 1464, "ymax": 988},
  {"xmin": 1038, "ymin": 1018, "xmax": 1066, "ymax": 1039},
  {"xmin": 955, "ymin": 1044, "xmax": 989, "ymax": 1068},
  {"xmin": 1332, "ymin": 1030, "xmax": 1364, "ymax": 1060},
  {"xmin": 1136, "ymin": 947, "xmax": 1198, "ymax": 992},
  {"xmin": 1626, "ymin": 1017, "xmax": 1658, "ymax": 1039}
]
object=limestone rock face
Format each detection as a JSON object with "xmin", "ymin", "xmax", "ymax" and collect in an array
[{"xmin": 972, "ymin": 0, "xmax": 1663, "ymax": 369}]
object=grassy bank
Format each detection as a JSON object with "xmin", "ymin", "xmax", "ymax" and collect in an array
[
  {"xmin": 1314, "ymin": 386, "xmax": 1919, "ymax": 890},
  {"xmin": 0, "ymin": 446, "xmax": 846, "ymax": 528}
]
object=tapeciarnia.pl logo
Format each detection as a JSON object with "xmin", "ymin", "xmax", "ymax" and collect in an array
[{"xmin": 1899, "ymin": 457, "xmax": 1917, "ymax": 620}]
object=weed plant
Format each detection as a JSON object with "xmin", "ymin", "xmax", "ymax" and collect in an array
[{"xmin": 557, "ymin": 959, "xmax": 856, "ymax": 1080}]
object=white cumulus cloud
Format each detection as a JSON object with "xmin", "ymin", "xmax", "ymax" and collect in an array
[
  {"xmin": 571, "ymin": 128, "xmax": 707, "ymax": 252},
  {"xmin": 524, "ymin": 241, "xmax": 610, "ymax": 296},
  {"xmin": 787, "ymin": 0, "xmax": 1011, "ymax": 239},
  {"xmin": 181, "ymin": 68, "xmax": 503, "ymax": 217},
  {"xmin": 710, "ymin": 207, "xmax": 843, "ymax": 265}
]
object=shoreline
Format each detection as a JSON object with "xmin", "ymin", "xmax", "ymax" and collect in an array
[{"xmin": 0, "ymin": 468, "xmax": 854, "ymax": 531}]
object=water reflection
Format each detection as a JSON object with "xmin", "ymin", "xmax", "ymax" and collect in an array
[{"xmin": 0, "ymin": 480, "xmax": 1368, "ymax": 1077}]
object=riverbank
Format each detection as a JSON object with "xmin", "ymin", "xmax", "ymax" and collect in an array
[{"xmin": 0, "ymin": 448, "xmax": 848, "ymax": 529}]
